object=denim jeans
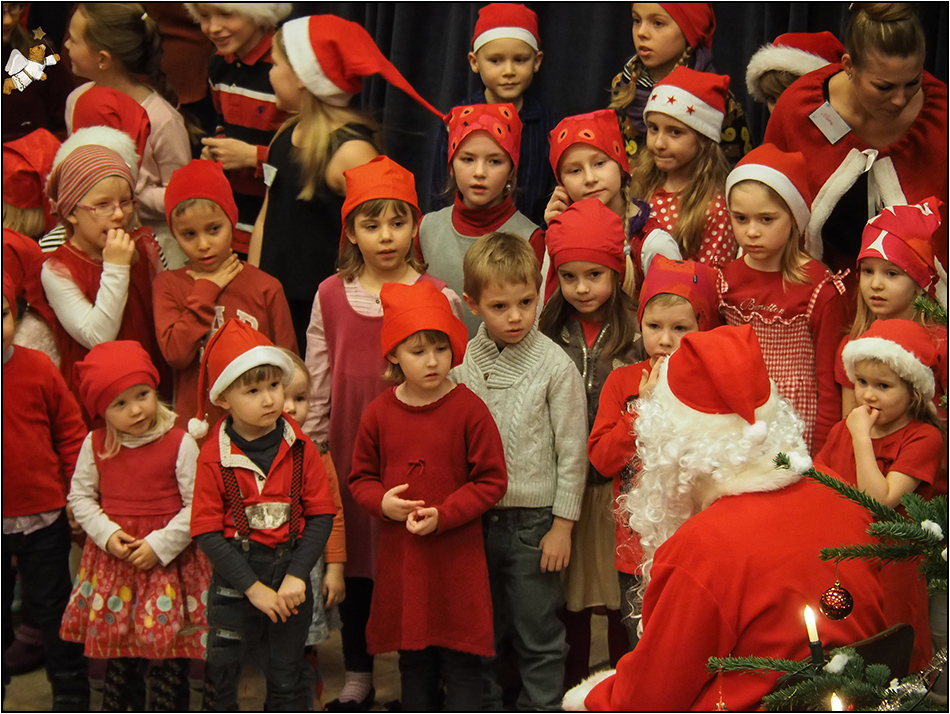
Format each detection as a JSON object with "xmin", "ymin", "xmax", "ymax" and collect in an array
[
  {"xmin": 399, "ymin": 646, "xmax": 481, "ymax": 711},
  {"xmin": 482, "ymin": 507, "xmax": 567, "ymax": 711}
]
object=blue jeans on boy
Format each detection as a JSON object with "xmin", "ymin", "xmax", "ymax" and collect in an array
[{"xmin": 482, "ymin": 507, "xmax": 567, "ymax": 711}]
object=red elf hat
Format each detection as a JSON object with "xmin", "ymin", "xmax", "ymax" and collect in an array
[
  {"xmin": 380, "ymin": 281, "xmax": 468, "ymax": 368},
  {"xmin": 858, "ymin": 197, "xmax": 941, "ymax": 297},
  {"xmin": 726, "ymin": 144, "xmax": 812, "ymax": 234},
  {"xmin": 637, "ymin": 254, "xmax": 719, "ymax": 332},
  {"xmin": 446, "ymin": 103, "xmax": 523, "ymax": 169},
  {"xmin": 548, "ymin": 109, "xmax": 628, "ymax": 180},
  {"xmin": 746, "ymin": 31, "xmax": 844, "ymax": 104},
  {"xmin": 472, "ymin": 3, "xmax": 540, "ymax": 52},
  {"xmin": 165, "ymin": 159, "xmax": 239, "ymax": 230},
  {"xmin": 659, "ymin": 3, "xmax": 716, "ymax": 50},
  {"xmin": 281, "ymin": 15, "xmax": 443, "ymax": 119},
  {"xmin": 74, "ymin": 341, "xmax": 160, "ymax": 419},
  {"xmin": 340, "ymin": 156, "xmax": 420, "ymax": 248},
  {"xmin": 842, "ymin": 319, "xmax": 937, "ymax": 402},
  {"xmin": 643, "ymin": 66, "xmax": 729, "ymax": 143},
  {"xmin": 545, "ymin": 198, "xmax": 626, "ymax": 278},
  {"xmin": 2, "ymin": 128, "xmax": 61, "ymax": 232},
  {"xmin": 72, "ymin": 86, "xmax": 151, "ymax": 165}
]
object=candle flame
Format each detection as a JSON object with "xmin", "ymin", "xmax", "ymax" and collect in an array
[
  {"xmin": 830, "ymin": 693, "xmax": 844, "ymax": 711},
  {"xmin": 804, "ymin": 605, "xmax": 819, "ymax": 643}
]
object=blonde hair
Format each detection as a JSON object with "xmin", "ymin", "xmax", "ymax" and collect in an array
[
  {"xmin": 856, "ymin": 358, "xmax": 942, "ymax": 432},
  {"xmin": 610, "ymin": 49, "xmax": 694, "ymax": 111},
  {"xmin": 338, "ymin": 198, "xmax": 426, "ymax": 281},
  {"xmin": 271, "ymin": 31, "xmax": 380, "ymax": 201},
  {"xmin": 2, "ymin": 203, "xmax": 45, "ymax": 239},
  {"xmin": 845, "ymin": 3, "xmax": 925, "ymax": 66},
  {"xmin": 462, "ymin": 231, "xmax": 541, "ymax": 302},
  {"xmin": 280, "ymin": 348, "xmax": 310, "ymax": 389},
  {"xmin": 99, "ymin": 397, "xmax": 176, "ymax": 460},
  {"xmin": 642, "ymin": 292, "xmax": 691, "ymax": 317},
  {"xmin": 383, "ymin": 330, "xmax": 450, "ymax": 383}
]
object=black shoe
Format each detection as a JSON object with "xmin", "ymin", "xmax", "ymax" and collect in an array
[{"xmin": 325, "ymin": 687, "xmax": 375, "ymax": 712}]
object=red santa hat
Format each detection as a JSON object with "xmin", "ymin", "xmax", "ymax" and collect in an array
[
  {"xmin": 165, "ymin": 159, "xmax": 239, "ymax": 230},
  {"xmin": 281, "ymin": 15, "xmax": 443, "ymax": 119},
  {"xmin": 746, "ymin": 31, "xmax": 845, "ymax": 104},
  {"xmin": 857, "ymin": 198, "xmax": 941, "ymax": 298},
  {"xmin": 380, "ymin": 281, "xmax": 468, "ymax": 368},
  {"xmin": 189, "ymin": 318, "xmax": 295, "ymax": 439},
  {"xmin": 2, "ymin": 128, "xmax": 61, "ymax": 232},
  {"xmin": 46, "ymin": 143, "xmax": 136, "ymax": 220},
  {"xmin": 660, "ymin": 3, "xmax": 716, "ymax": 50},
  {"xmin": 446, "ymin": 103, "xmax": 522, "ymax": 169},
  {"xmin": 472, "ymin": 3, "xmax": 540, "ymax": 52},
  {"xmin": 842, "ymin": 319, "xmax": 937, "ymax": 402},
  {"xmin": 72, "ymin": 86, "xmax": 151, "ymax": 166},
  {"xmin": 545, "ymin": 198, "xmax": 626, "ymax": 278},
  {"xmin": 726, "ymin": 144, "xmax": 812, "ymax": 234},
  {"xmin": 643, "ymin": 66, "xmax": 729, "ymax": 143},
  {"xmin": 637, "ymin": 255, "xmax": 719, "ymax": 332},
  {"xmin": 74, "ymin": 341, "xmax": 160, "ymax": 419},
  {"xmin": 184, "ymin": 3, "xmax": 292, "ymax": 28},
  {"xmin": 340, "ymin": 155, "xmax": 420, "ymax": 247},
  {"xmin": 548, "ymin": 109, "xmax": 628, "ymax": 180}
]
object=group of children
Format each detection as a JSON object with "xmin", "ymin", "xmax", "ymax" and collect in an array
[{"xmin": 2, "ymin": 1, "xmax": 947, "ymax": 711}]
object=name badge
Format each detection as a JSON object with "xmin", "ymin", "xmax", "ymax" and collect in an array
[
  {"xmin": 262, "ymin": 162, "xmax": 277, "ymax": 187},
  {"xmin": 808, "ymin": 101, "xmax": 851, "ymax": 145}
]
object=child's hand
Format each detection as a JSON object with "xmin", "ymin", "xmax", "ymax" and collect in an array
[
  {"xmin": 638, "ymin": 358, "xmax": 664, "ymax": 401},
  {"xmin": 102, "ymin": 228, "xmax": 136, "ymax": 266},
  {"xmin": 380, "ymin": 483, "xmax": 426, "ymax": 522},
  {"xmin": 406, "ymin": 507, "xmax": 439, "ymax": 536},
  {"xmin": 200, "ymin": 137, "xmax": 258, "ymax": 171},
  {"xmin": 127, "ymin": 540, "xmax": 159, "ymax": 570},
  {"xmin": 322, "ymin": 562, "xmax": 345, "ymax": 608},
  {"xmin": 65, "ymin": 504, "xmax": 83, "ymax": 537},
  {"xmin": 539, "ymin": 517, "xmax": 573, "ymax": 573},
  {"xmin": 277, "ymin": 574, "xmax": 307, "ymax": 617},
  {"xmin": 245, "ymin": 581, "xmax": 285, "ymax": 623},
  {"xmin": 846, "ymin": 404, "xmax": 879, "ymax": 439},
  {"xmin": 105, "ymin": 529, "xmax": 137, "ymax": 559},
  {"xmin": 543, "ymin": 186, "xmax": 572, "ymax": 225},
  {"xmin": 188, "ymin": 252, "xmax": 243, "ymax": 289}
]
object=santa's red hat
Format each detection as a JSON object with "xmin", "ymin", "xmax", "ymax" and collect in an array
[
  {"xmin": 746, "ymin": 31, "xmax": 844, "ymax": 104},
  {"xmin": 858, "ymin": 197, "xmax": 941, "ymax": 298},
  {"xmin": 472, "ymin": 3, "xmax": 540, "ymax": 52},
  {"xmin": 446, "ymin": 103, "xmax": 522, "ymax": 169},
  {"xmin": 74, "ymin": 341, "xmax": 160, "ymax": 419},
  {"xmin": 726, "ymin": 144, "xmax": 812, "ymax": 234},
  {"xmin": 46, "ymin": 144, "xmax": 136, "ymax": 220},
  {"xmin": 380, "ymin": 281, "xmax": 468, "ymax": 368},
  {"xmin": 281, "ymin": 15, "xmax": 442, "ymax": 119},
  {"xmin": 545, "ymin": 198, "xmax": 626, "ymax": 278},
  {"xmin": 548, "ymin": 109, "xmax": 628, "ymax": 180},
  {"xmin": 189, "ymin": 318, "xmax": 295, "ymax": 439},
  {"xmin": 165, "ymin": 159, "xmax": 239, "ymax": 230},
  {"xmin": 340, "ymin": 156, "xmax": 420, "ymax": 247},
  {"xmin": 184, "ymin": 3, "xmax": 292, "ymax": 28},
  {"xmin": 638, "ymin": 255, "xmax": 719, "ymax": 332},
  {"xmin": 660, "ymin": 3, "xmax": 716, "ymax": 50},
  {"xmin": 2, "ymin": 128, "xmax": 61, "ymax": 232},
  {"xmin": 842, "ymin": 319, "xmax": 937, "ymax": 401},
  {"xmin": 643, "ymin": 66, "xmax": 729, "ymax": 143},
  {"xmin": 72, "ymin": 86, "xmax": 151, "ymax": 165}
]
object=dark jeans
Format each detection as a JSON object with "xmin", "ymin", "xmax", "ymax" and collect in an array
[
  {"xmin": 2, "ymin": 513, "xmax": 88, "ymax": 708},
  {"xmin": 338, "ymin": 576, "xmax": 374, "ymax": 673},
  {"xmin": 399, "ymin": 646, "xmax": 481, "ymax": 711}
]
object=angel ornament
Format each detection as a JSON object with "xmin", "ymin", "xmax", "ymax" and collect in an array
[{"xmin": 4, "ymin": 36, "xmax": 60, "ymax": 95}]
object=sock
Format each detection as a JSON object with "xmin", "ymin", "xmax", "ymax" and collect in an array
[{"xmin": 337, "ymin": 671, "xmax": 372, "ymax": 703}]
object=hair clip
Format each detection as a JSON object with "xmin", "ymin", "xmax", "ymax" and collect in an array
[{"xmin": 141, "ymin": 11, "xmax": 148, "ymax": 21}]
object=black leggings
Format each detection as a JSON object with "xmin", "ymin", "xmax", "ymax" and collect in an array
[
  {"xmin": 337, "ymin": 576, "xmax": 374, "ymax": 672},
  {"xmin": 102, "ymin": 657, "xmax": 190, "ymax": 711}
]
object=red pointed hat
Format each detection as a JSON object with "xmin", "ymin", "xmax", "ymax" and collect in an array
[
  {"xmin": 858, "ymin": 197, "xmax": 941, "ymax": 297},
  {"xmin": 643, "ymin": 66, "xmax": 729, "ymax": 143},
  {"xmin": 548, "ymin": 109, "xmax": 628, "ymax": 180},
  {"xmin": 282, "ymin": 15, "xmax": 443, "ymax": 119},
  {"xmin": 2, "ymin": 128, "xmax": 61, "ymax": 232},
  {"xmin": 74, "ymin": 341, "xmax": 160, "ymax": 419},
  {"xmin": 726, "ymin": 144, "xmax": 812, "ymax": 233},
  {"xmin": 659, "ymin": 3, "xmax": 716, "ymax": 50},
  {"xmin": 72, "ymin": 86, "xmax": 151, "ymax": 166},
  {"xmin": 842, "ymin": 319, "xmax": 937, "ymax": 401},
  {"xmin": 472, "ymin": 3, "xmax": 540, "ymax": 52},
  {"xmin": 340, "ymin": 155, "xmax": 419, "ymax": 246},
  {"xmin": 380, "ymin": 281, "xmax": 468, "ymax": 368},
  {"xmin": 165, "ymin": 159, "xmax": 239, "ymax": 230},
  {"xmin": 746, "ymin": 31, "xmax": 844, "ymax": 104},
  {"xmin": 545, "ymin": 198, "xmax": 626, "ymax": 277},
  {"xmin": 638, "ymin": 254, "xmax": 719, "ymax": 332},
  {"xmin": 446, "ymin": 103, "xmax": 523, "ymax": 169}
]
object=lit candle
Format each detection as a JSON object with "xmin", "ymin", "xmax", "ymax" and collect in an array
[
  {"xmin": 830, "ymin": 693, "xmax": 844, "ymax": 711},
  {"xmin": 804, "ymin": 605, "xmax": 819, "ymax": 643}
]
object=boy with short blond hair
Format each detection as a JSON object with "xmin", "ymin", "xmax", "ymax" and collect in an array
[{"xmin": 452, "ymin": 231, "xmax": 587, "ymax": 710}]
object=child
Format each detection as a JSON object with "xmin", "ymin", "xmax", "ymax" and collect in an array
[
  {"xmin": 420, "ymin": 102, "xmax": 545, "ymax": 337},
  {"xmin": 41, "ymin": 140, "xmax": 171, "ymax": 416},
  {"xmin": 610, "ymin": 2, "xmax": 751, "ymax": 166},
  {"xmin": 189, "ymin": 319, "xmax": 338, "ymax": 711},
  {"xmin": 745, "ymin": 31, "xmax": 845, "ymax": 113},
  {"xmin": 631, "ymin": 66, "xmax": 737, "ymax": 270},
  {"xmin": 430, "ymin": 2, "xmax": 557, "ymax": 225},
  {"xmin": 587, "ymin": 254, "xmax": 718, "ymax": 648},
  {"xmin": 153, "ymin": 159, "xmax": 297, "ymax": 438},
  {"xmin": 349, "ymin": 281, "xmax": 507, "ymax": 711},
  {"xmin": 64, "ymin": 2, "xmax": 192, "ymax": 266},
  {"xmin": 539, "ymin": 199, "xmax": 641, "ymax": 687},
  {"xmin": 1, "ymin": 273, "xmax": 89, "ymax": 711},
  {"xmin": 719, "ymin": 144, "xmax": 848, "ymax": 454},
  {"xmin": 185, "ymin": 2, "xmax": 293, "ymax": 257},
  {"xmin": 250, "ymin": 14, "xmax": 443, "ymax": 350},
  {"xmin": 303, "ymin": 155, "xmax": 463, "ymax": 710},
  {"xmin": 452, "ymin": 231, "xmax": 587, "ymax": 710},
  {"xmin": 61, "ymin": 340, "xmax": 208, "ymax": 712}
]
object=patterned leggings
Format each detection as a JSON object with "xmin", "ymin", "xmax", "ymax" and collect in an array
[{"xmin": 101, "ymin": 657, "xmax": 190, "ymax": 711}]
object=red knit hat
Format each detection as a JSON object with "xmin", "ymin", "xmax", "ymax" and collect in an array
[
  {"xmin": 726, "ymin": 144, "xmax": 812, "ymax": 233},
  {"xmin": 746, "ymin": 31, "xmax": 845, "ymax": 104},
  {"xmin": 340, "ymin": 156, "xmax": 420, "ymax": 247},
  {"xmin": 472, "ymin": 3, "xmax": 540, "ymax": 52},
  {"xmin": 2, "ymin": 128, "xmax": 61, "ymax": 232},
  {"xmin": 74, "ymin": 341, "xmax": 160, "ymax": 419},
  {"xmin": 446, "ymin": 103, "xmax": 522, "ymax": 169},
  {"xmin": 667, "ymin": 324, "xmax": 771, "ymax": 424},
  {"xmin": 660, "ymin": 3, "xmax": 716, "ymax": 50},
  {"xmin": 643, "ymin": 66, "xmax": 729, "ymax": 142},
  {"xmin": 165, "ymin": 159, "xmax": 239, "ymax": 230},
  {"xmin": 72, "ymin": 86, "xmax": 151, "ymax": 166},
  {"xmin": 842, "ymin": 319, "xmax": 937, "ymax": 401},
  {"xmin": 637, "ymin": 255, "xmax": 719, "ymax": 332},
  {"xmin": 46, "ymin": 144, "xmax": 136, "ymax": 220},
  {"xmin": 380, "ymin": 281, "xmax": 468, "ymax": 368},
  {"xmin": 281, "ymin": 15, "xmax": 442, "ymax": 119},
  {"xmin": 189, "ymin": 318, "xmax": 295, "ymax": 438},
  {"xmin": 548, "ymin": 109, "xmax": 628, "ymax": 180},
  {"xmin": 858, "ymin": 197, "xmax": 941, "ymax": 298},
  {"xmin": 545, "ymin": 198, "xmax": 626, "ymax": 278}
]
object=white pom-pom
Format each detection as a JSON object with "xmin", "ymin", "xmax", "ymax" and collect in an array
[
  {"xmin": 921, "ymin": 520, "xmax": 945, "ymax": 541},
  {"xmin": 743, "ymin": 420, "xmax": 769, "ymax": 445},
  {"xmin": 823, "ymin": 652, "xmax": 849, "ymax": 674},
  {"xmin": 188, "ymin": 417, "xmax": 209, "ymax": 440},
  {"xmin": 786, "ymin": 452, "xmax": 813, "ymax": 474},
  {"xmin": 563, "ymin": 669, "xmax": 615, "ymax": 711}
]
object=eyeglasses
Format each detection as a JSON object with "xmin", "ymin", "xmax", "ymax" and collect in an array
[{"xmin": 74, "ymin": 199, "xmax": 137, "ymax": 217}]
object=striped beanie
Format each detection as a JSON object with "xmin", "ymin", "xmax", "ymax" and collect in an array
[{"xmin": 46, "ymin": 144, "xmax": 135, "ymax": 219}]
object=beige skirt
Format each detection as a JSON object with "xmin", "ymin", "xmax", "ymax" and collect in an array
[{"xmin": 561, "ymin": 481, "xmax": 621, "ymax": 611}]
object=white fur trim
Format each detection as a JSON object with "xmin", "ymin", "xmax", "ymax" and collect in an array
[
  {"xmin": 868, "ymin": 156, "xmax": 908, "ymax": 212},
  {"xmin": 562, "ymin": 669, "xmax": 615, "ymax": 711},
  {"xmin": 640, "ymin": 227, "xmax": 682, "ymax": 276},
  {"xmin": 51, "ymin": 126, "xmax": 140, "ymax": 183},
  {"xmin": 282, "ymin": 16, "xmax": 350, "ymax": 106},
  {"xmin": 745, "ymin": 44, "xmax": 831, "ymax": 104},
  {"xmin": 726, "ymin": 164, "xmax": 810, "ymax": 234},
  {"xmin": 473, "ymin": 27, "xmax": 538, "ymax": 53},
  {"xmin": 743, "ymin": 419, "xmax": 769, "ymax": 445},
  {"xmin": 184, "ymin": 3, "xmax": 292, "ymax": 27},
  {"xmin": 807, "ymin": 149, "xmax": 875, "ymax": 260},
  {"xmin": 188, "ymin": 417, "xmax": 209, "ymax": 440},
  {"xmin": 208, "ymin": 345, "xmax": 295, "ymax": 403},
  {"xmin": 842, "ymin": 336, "xmax": 935, "ymax": 401},
  {"xmin": 644, "ymin": 85, "xmax": 723, "ymax": 142}
]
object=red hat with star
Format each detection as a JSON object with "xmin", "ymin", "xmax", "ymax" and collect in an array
[
  {"xmin": 746, "ymin": 31, "xmax": 845, "ymax": 104},
  {"xmin": 726, "ymin": 144, "xmax": 812, "ymax": 234},
  {"xmin": 843, "ymin": 319, "xmax": 938, "ymax": 402},
  {"xmin": 638, "ymin": 255, "xmax": 719, "ymax": 332},
  {"xmin": 858, "ymin": 197, "xmax": 941, "ymax": 297},
  {"xmin": 548, "ymin": 109, "xmax": 628, "ymax": 180},
  {"xmin": 643, "ymin": 66, "xmax": 729, "ymax": 143},
  {"xmin": 446, "ymin": 103, "xmax": 523, "ymax": 169},
  {"xmin": 472, "ymin": 3, "xmax": 540, "ymax": 52},
  {"xmin": 380, "ymin": 281, "xmax": 468, "ymax": 367},
  {"xmin": 545, "ymin": 198, "xmax": 626, "ymax": 278},
  {"xmin": 659, "ymin": 3, "xmax": 716, "ymax": 50},
  {"xmin": 2, "ymin": 128, "xmax": 61, "ymax": 232}
]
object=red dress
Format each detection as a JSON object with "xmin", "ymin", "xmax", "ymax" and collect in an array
[{"xmin": 649, "ymin": 189, "xmax": 736, "ymax": 268}]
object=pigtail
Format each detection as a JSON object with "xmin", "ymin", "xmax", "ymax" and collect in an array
[{"xmin": 609, "ymin": 45, "xmax": 694, "ymax": 112}]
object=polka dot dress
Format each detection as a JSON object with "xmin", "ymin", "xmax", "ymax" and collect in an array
[{"xmin": 650, "ymin": 189, "xmax": 737, "ymax": 267}]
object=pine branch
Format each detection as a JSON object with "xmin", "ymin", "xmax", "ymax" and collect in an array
[
  {"xmin": 707, "ymin": 655, "xmax": 806, "ymax": 676},
  {"xmin": 867, "ymin": 521, "xmax": 945, "ymax": 546},
  {"xmin": 819, "ymin": 542, "xmax": 924, "ymax": 564},
  {"xmin": 800, "ymin": 468, "xmax": 900, "ymax": 523},
  {"xmin": 913, "ymin": 294, "xmax": 947, "ymax": 325}
]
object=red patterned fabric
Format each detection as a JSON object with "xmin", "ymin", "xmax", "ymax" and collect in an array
[{"xmin": 649, "ymin": 189, "xmax": 736, "ymax": 268}]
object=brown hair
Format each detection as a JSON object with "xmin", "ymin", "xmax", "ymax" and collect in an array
[
  {"xmin": 755, "ymin": 69, "xmax": 800, "ymax": 106},
  {"xmin": 338, "ymin": 198, "xmax": 426, "ymax": 280},
  {"xmin": 223, "ymin": 364, "xmax": 285, "ymax": 395},
  {"xmin": 462, "ymin": 231, "xmax": 541, "ymax": 302},
  {"xmin": 610, "ymin": 50, "xmax": 694, "ymax": 111},
  {"xmin": 383, "ymin": 330, "xmax": 450, "ymax": 383},
  {"xmin": 845, "ymin": 3, "xmax": 925, "ymax": 66},
  {"xmin": 640, "ymin": 292, "xmax": 693, "ymax": 321}
]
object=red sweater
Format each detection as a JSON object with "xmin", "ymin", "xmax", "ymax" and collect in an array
[{"xmin": 2, "ymin": 346, "xmax": 87, "ymax": 516}]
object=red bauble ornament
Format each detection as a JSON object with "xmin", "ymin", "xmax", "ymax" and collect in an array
[{"xmin": 820, "ymin": 581, "xmax": 854, "ymax": 620}]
